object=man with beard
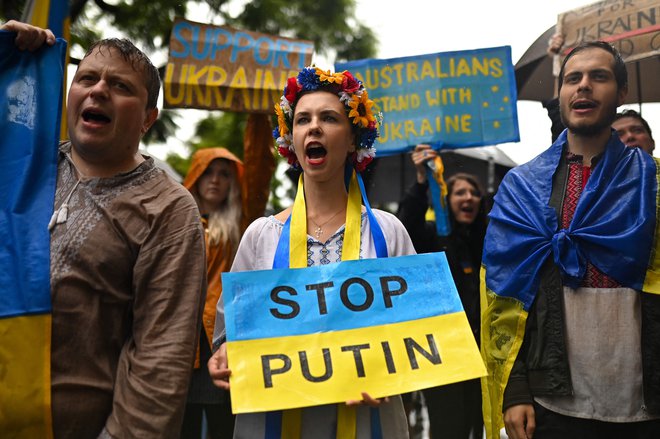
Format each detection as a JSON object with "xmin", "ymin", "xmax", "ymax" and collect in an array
[{"xmin": 480, "ymin": 41, "xmax": 660, "ymax": 439}]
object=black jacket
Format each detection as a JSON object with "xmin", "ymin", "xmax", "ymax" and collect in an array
[{"xmin": 397, "ymin": 181, "xmax": 485, "ymax": 341}]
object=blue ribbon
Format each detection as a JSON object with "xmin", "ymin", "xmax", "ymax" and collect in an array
[{"xmin": 268, "ymin": 167, "xmax": 387, "ymax": 438}]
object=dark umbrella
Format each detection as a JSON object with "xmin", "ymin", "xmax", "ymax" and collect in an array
[
  {"xmin": 515, "ymin": 25, "xmax": 559, "ymax": 103},
  {"xmin": 515, "ymin": 25, "xmax": 660, "ymax": 105}
]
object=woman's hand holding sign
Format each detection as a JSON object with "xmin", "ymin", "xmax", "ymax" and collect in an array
[
  {"xmin": 208, "ymin": 342, "xmax": 231, "ymax": 390},
  {"xmin": 346, "ymin": 392, "xmax": 390, "ymax": 408}
]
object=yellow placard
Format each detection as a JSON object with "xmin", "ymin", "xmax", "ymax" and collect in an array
[
  {"xmin": 164, "ymin": 18, "xmax": 313, "ymax": 112},
  {"xmin": 227, "ymin": 312, "xmax": 486, "ymax": 413}
]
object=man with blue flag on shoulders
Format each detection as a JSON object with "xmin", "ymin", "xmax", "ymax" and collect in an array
[
  {"xmin": 1, "ymin": 21, "xmax": 206, "ymax": 438},
  {"xmin": 481, "ymin": 40, "xmax": 660, "ymax": 439}
]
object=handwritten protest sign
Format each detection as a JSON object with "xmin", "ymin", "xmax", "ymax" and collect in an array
[
  {"xmin": 164, "ymin": 18, "xmax": 313, "ymax": 112},
  {"xmin": 335, "ymin": 46, "xmax": 519, "ymax": 155},
  {"xmin": 223, "ymin": 252, "xmax": 486, "ymax": 413},
  {"xmin": 559, "ymin": 0, "xmax": 660, "ymax": 62}
]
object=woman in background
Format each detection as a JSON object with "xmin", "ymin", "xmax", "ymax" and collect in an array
[
  {"xmin": 181, "ymin": 114, "xmax": 275, "ymax": 438},
  {"xmin": 398, "ymin": 143, "xmax": 487, "ymax": 439}
]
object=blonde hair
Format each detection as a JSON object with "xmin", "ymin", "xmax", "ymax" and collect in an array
[{"xmin": 197, "ymin": 160, "xmax": 242, "ymax": 250}]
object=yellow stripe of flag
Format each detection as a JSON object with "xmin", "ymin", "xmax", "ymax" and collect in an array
[
  {"xmin": 0, "ymin": 315, "xmax": 53, "ymax": 438},
  {"xmin": 227, "ymin": 312, "xmax": 485, "ymax": 413}
]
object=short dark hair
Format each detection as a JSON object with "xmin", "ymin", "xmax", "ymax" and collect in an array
[
  {"xmin": 557, "ymin": 41, "xmax": 627, "ymax": 95},
  {"xmin": 615, "ymin": 109, "xmax": 654, "ymax": 141},
  {"xmin": 83, "ymin": 38, "xmax": 160, "ymax": 109}
]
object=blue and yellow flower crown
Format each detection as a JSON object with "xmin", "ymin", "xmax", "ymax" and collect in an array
[{"xmin": 273, "ymin": 66, "xmax": 381, "ymax": 172}]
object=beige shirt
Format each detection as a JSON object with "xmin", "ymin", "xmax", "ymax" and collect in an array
[
  {"xmin": 50, "ymin": 143, "xmax": 207, "ymax": 438},
  {"xmin": 536, "ymin": 286, "xmax": 658, "ymax": 422}
]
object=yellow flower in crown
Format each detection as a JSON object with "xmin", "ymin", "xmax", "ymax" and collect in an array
[
  {"xmin": 274, "ymin": 103, "xmax": 289, "ymax": 136},
  {"xmin": 348, "ymin": 91, "xmax": 376, "ymax": 128},
  {"xmin": 315, "ymin": 67, "xmax": 345, "ymax": 85}
]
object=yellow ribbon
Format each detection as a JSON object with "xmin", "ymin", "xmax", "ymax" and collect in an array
[
  {"xmin": 432, "ymin": 156, "xmax": 448, "ymax": 209},
  {"xmin": 284, "ymin": 171, "xmax": 363, "ymax": 438}
]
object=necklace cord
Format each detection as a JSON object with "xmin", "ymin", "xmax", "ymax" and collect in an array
[{"xmin": 309, "ymin": 208, "xmax": 345, "ymax": 239}]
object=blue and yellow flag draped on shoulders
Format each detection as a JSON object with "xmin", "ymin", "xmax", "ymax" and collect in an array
[
  {"xmin": 0, "ymin": 28, "xmax": 67, "ymax": 438},
  {"xmin": 480, "ymin": 130, "xmax": 660, "ymax": 439}
]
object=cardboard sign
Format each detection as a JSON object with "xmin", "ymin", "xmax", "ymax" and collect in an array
[
  {"xmin": 559, "ymin": 0, "xmax": 660, "ymax": 62},
  {"xmin": 223, "ymin": 252, "xmax": 486, "ymax": 413},
  {"xmin": 335, "ymin": 46, "xmax": 519, "ymax": 155},
  {"xmin": 164, "ymin": 18, "xmax": 313, "ymax": 112}
]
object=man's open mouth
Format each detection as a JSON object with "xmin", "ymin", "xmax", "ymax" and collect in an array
[
  {"xmin": 572, "ymin": 100, "xmax": 596, "ymax": 110},
  {"xmin": 82, "ymin": 109, "xmax": 111, "ymax": 123}
]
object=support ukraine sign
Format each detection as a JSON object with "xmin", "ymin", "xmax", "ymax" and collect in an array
[
  {"xmin": 164, "ymin": 18, "xmax": 313, "ymax": 113},
  {"xmin": 336, "ymin": 46, "xmax": 519, "ymax": 155},
  {"xmin": 224, "ymin": 252, "xmax": 486, "ymax": 413}
]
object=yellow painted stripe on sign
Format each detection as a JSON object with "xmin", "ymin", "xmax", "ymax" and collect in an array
[
  {"xmin": 227, "ymin": 312, "xmax": 485, "ymax": 413},
  {"xmin": 0, "ymin": 314, "xmax": 53, "ymax": 438}
]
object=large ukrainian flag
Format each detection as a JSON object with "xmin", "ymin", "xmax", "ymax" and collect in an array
[
  {"xmin": 0, "ymin": 23, "xmax": 67, "ymax": 439},
  {"xmin": 480, "ymin": 131, "xmax": 660, "ymax": 439}
]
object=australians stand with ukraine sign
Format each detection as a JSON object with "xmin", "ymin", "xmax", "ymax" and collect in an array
[
  {"xmin": 335, "ymin": 47, "xmax": 519, "ymax": 155},
  {"xmin": 0, "ymin": 30, "xmax": 67, "ymax": 437},
  {"xmin": 222, "ymin": 171, "xmax": 486, "ymax": 432}
]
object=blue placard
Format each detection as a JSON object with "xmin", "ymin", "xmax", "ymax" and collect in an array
[
  {"xmin": 223, "ymin": 252, "xmax": 461, "ymax": 341},
  {"xmin": 336, "ymin": 46, "xmax": 520, "ymax": 156}
]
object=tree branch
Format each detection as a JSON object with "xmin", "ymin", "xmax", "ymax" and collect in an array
[
  {"xmin": 93, "ymin": 0, "xmax": 120, "ymax": 14},
  {"xmin": 69, "ymin": 0, "xmax": 88, "ymax": 23}
]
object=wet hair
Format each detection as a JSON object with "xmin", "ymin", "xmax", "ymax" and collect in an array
[
  {"xmin": 614, "ymin": 109, "xmax": 654, "ymax": 141},
  {"xmin": 557, "ymin": 41, "xmax": 628, "ymax": 95},
  {"xmin": 83, "ymin": 38, "xmax": 160, "ymax": 109}
]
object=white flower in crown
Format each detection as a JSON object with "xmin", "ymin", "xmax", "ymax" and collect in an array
[
  {"xmin": 280, "ymin": 96, "xmax": 293, "ymax": 117},
  {"xmin": 276, "ymin": 133, "xmax": 292, "ymax": 148},
  {"xmin": 339, "ymin": 91, "xmax": 352, "ymax": 104},
  {"xmin": 356, "ymin": 147, "xmax": 376, "ymax": 163}
]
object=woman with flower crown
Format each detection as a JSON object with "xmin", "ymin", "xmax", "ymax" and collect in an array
[{"xmin": 208, "ymin": 66, "xmax": 416, "ymax": 438}]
